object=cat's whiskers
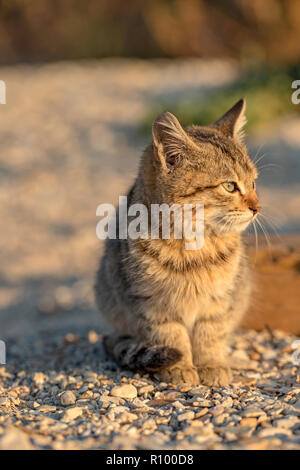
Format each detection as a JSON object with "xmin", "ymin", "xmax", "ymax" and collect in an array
[
  {"xmin": 255, "ymin": 215, "xmax": 272, "ymax": 253},
  {"xmin": 259, "ymin": 208, "xmax": 281, "ymax": 227},
  {"xmin": 251, "ymin": 144, "xmax": 265, "ymax": 164},
  {"xmin": 259, "ymin": 211, "xmax": 282, "ymax": 242},
  {"xmin": 256, "ymin": 163, "xmax": 282, "ymax": 173},
  {"xmin": 252, "ymin": 218, "xmax": 259, "ymax": 261},
  {"xmin": 248, "ymin": 216, "xmax": 259, "ymax": 261},
  {"xmin": 218, "ymin": 214, "xmax": 234, "ymax": 234},
  {"xmin": 252, "ymin": 150, "xmax": 268, "ymax": 167}
]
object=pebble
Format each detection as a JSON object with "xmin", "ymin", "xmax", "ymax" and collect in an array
[
  {"xmin": 195, "ymin": 408, "xmax": 209, "ymax": 418},
  {"xmin": 33, "ymin": 372, "xmax": 47, "ymax": 386},
  {"xmin": 222, "ymin": 397, "xmax": 233, "ymax": 408},
  {"xmin": 62, "ymin": 407, "xmax": 83, "ymax": 422},
  {"xmin": 139, "ymin": 385, "xmax": 154, "ymax": 395},
  {"xmin": 196, "ymin": 400, "xmax": 212, "ymax": 407},
  {"xmin": 172, "ymin": 400, "xmax": 186, "ymax": 410},
  {"xmin": 60, "ymin": 391, "xmax": 76, "ymax": 406},
  {"xmin": 178, "ymin": 411, "xmax": 195, "ymax": 422},
  {"xmin": 188, "ymin": 387, "xmax": 208, "ymax": 397},
  {"xmin": 209, "ymin": 405, "xmax": 225, "ymax": 417},
  {"xmin": 110, "ymin": 384, "xmax": 137, "ymax": 399},
  {"xmin": 213, "ymin": 414, "xmax": 226, "ymax": 425},
  {"xmin": 38, "ymin": 405, "xmax": 57, "ymax": 413},
  {"xmin": 241, "ymin": 406, "xmax": 266, "ymax": 418},
  {"xmin": 239, "ymin": 417, "xmax": 257, "ymax": 427}
]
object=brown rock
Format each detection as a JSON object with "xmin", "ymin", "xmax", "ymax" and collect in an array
[
  {"xmin": 239, "ymin": 417, "xmax": 257, "ymax": 427},
  {"xmin": 194, "ymin": 408, "xmax": 209, "ymax": 418}
]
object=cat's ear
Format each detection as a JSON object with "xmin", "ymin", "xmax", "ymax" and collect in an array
[
  {"xmin": 152, "ymin": 111, "xmax": 193, "ymax": 170},
  {"xmin": 213, "ymin": 98, "xmax": 247, "ymax": 142}
]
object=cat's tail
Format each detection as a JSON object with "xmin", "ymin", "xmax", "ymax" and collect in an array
[{"xmin": 103, "ymin": 334, "xmax": 182, "ymax": 372}]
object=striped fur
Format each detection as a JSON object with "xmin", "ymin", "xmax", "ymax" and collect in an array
[{"xmin": 95, "ymin": 99, "xmax": 259, "ymax": 386}]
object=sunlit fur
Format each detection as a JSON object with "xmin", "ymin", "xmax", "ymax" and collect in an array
[{"xmin": 95, "ymin": 99, "xmax": 260, "ymax": 386}]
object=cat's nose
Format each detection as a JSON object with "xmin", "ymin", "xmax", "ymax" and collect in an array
[{"xmin": 249, "ymin": 204, "xmax": 260, "ymax": 215}]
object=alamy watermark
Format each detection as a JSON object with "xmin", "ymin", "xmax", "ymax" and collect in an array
[
  {"xmin": 0, "ymin": 340, "xmax": 6, "ymax": 364},
  {"xmin": 96, "ymin": 196, "xmax": 204, "ymax": 250},
  {"xmin": 292, "ymin": 340, "xmax": 300, "ymax": 365},
  {"xmin": 0, "ymin": 80, "xmax": 6, "ymax": 104},
  {"xmin": 291, "ymin": 80, "xmax": 300, "ymax": 104}
]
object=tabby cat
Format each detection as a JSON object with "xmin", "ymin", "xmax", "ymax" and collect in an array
[{"xmin": 95, "ymin": 99, "xmax": 260, "ymax": 386}]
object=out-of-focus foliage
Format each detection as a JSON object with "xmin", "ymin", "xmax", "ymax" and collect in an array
[
  {"xmin": 140, "ymin": 64, "xmax": 300, "ymax": 135},
  {"xmin": 0, "ymin": 0, "xmax": 300, "ymax": 64}
]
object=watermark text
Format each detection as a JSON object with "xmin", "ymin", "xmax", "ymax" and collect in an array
[
  {"xmin": 0, "ymin": 340, "xmax": 6, "ymax": 364},
  {"xmin": 96, "ymin": 196, "xmax": 204, "ymax": 250}
]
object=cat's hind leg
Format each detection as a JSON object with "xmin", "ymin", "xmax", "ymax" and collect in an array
[{"xmin": 103, "ymin": 334, "xmax": 182, "ymax": 372}]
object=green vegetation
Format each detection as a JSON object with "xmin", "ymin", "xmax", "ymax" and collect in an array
[{"xmin": 139, "ymin": 64, "xmax": 300, "ymax": 136}]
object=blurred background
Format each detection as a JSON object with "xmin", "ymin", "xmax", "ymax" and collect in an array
[{"xmin": 0, "ymin": 0, "xmax": 299, "ymax": 341}]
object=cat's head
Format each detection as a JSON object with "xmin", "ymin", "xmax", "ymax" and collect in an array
[{"xmin": 151, "ymin": 99, "xmax": 260, "ymax": 235}]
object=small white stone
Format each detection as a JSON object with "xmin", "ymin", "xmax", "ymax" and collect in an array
[
  {"xmin": 222, "ymin": 397, "xmax": 233, "ymax": 408},
  {"xmin": 210, "ymin": 405, "xmax": 225, "ymax": 417},
  {"xmin": 62, "ymin": 407, "xmax": 83, "ymax": 422},
  {"xmin": 178, "ymin": 411, "xmax": 195, "ymax": 422},
  {"xmin": 110, "ymin": 384, "xmax": 137, "ymax": 399},
  {"xmin": 33, "ymin": 372, "xmax": 47, "ymax": 386}
]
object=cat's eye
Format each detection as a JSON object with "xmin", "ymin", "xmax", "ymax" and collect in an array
[
  {"xmin": 252, "ymin": 181, "xmax": 256, "ymax": 190},
  {"xmin": 222, "ymin": 182, "xmax": 236, "ymax": 193}
]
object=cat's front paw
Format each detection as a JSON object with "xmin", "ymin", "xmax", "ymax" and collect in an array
[
  {"xmin": 156, "ymin": 363, "xmax": 199, "ymax": 385},
  {"xmin": 197, "ymin": 365, "xmax": 232, "ymax": 387}
]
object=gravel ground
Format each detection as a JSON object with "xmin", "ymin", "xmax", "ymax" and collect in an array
[
  {"xmin": 0, "ymin": 59, "xmax": 299, "ymax": 450},
  {"xmin": 0, "ymin": 328, "xmax": 299, "ymax": 450}
]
